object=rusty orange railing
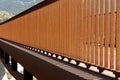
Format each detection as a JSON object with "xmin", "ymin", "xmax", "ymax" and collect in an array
[{"xmin": 0, "ymin": 0, "xmax": 120, "ymax": 76}]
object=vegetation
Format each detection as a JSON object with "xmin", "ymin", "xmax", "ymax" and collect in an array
[
  {"xmin": 33, "ymin": 76, "xmax": 38, "ymax": 80},
  {"xmin": 0, "ymin": 11, "xmax": 13, "ymax": 23}
]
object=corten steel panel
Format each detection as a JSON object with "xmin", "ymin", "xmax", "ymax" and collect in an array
[
  {"xmin": 0, "ymin": 0, "xmax": 119, "ymax": 73},
  {"xmin": 116, "ymin": 0, "xmax": 120, "ymax": 71},
  {"xmin": 110, "ymin": 0, "xmax": 115, "ymax": 70},
  {"xmin": 48, "ymin": 1, "xmax": 60, "ymax": 55},
  {"xmin": 99, "ymin": 0, "xmax": 104, "ymax": 67},
  {"xmin": 95, "ymin": 0, "xmax": 99, "ymax": 65},
  {"xmin": 0, "ymin": 0, "xmax": 77, "ymax": 61}
]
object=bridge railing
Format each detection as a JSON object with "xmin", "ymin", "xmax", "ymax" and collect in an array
[{"xmin": 0, "ymin": 0, "xmax": 120, "ymax": 79}]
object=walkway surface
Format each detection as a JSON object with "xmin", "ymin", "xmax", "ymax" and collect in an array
[{"xmin": 0, "ymin": 60, "xmax": 5, "ymax": 80}]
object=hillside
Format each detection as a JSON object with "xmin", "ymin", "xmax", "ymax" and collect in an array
[{"xmin": 0, "ymin": 0, "xmax": 44, "ymax": 15}]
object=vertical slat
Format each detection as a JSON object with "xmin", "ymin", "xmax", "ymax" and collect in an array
[
  {"xmin": 52, "ymin": 1, "xmax": 60, "ymax": 54},
  {"xmin": 110, "ymin": 0, "xmax": 115, "ymax": 69},
  {"xmin": 78, "ymin": 0, "xmax": 83, "ymax": 60},
  {"xmin": 116, "ymin": 0, "xmax": 120, "ymax": 71},
  {"xmin": 83, "ymin": 0, "xmax": 87, "ymax": 61},
  {"xmin": 38, "ymin": 8, "xmax": 43, "ymax": 49},
  {"xmin": 99, "ymin": 0, "xmax": 104, "ymax": 67},
  {"xmin": 66, "ymin": 0, "xmax": 69, "ymax": 57},
  {"xmin": 105, "ymin": 0, "xmax": 110, "ymax": 68},
  {"xmin": 87, "ymin": 0, "xmax": 91, "ymax": 62},
  {"xmin": 67, "ymin": 0, "xmax": 70, "ymax": 58},
  {"xmin": 48, "ymin": 3, "xmax": 54, "ymax": 53},
  {"xmin": 68, "ymin": 0, "xmax": 78, "ymax": 59},
  {"xmin": 95, "ymin": 0, "xmax": 99, "ymax": 65},
  {"xmin": 59, "ymin": 0, "xmax": 67, "ymax": 56},
  {"xmin": 48, "ymin": 4, "xmax": 54, "ymax": 52},
  {"xmin": 91, "ymin": 0, "xmax": 95, "ymax": 64}
]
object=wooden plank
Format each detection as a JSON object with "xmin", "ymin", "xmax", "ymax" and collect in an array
[
  {"xmin": 95, "ymin": 0, "xmax": 99, "ymax": 65},
  {"xmin": 116, "ymin": 0, "xmax": 120, "ymax": 71},
  {"xmin": 91, "ymin": 0, "xmax": 95, "ymax": 64},
  {"xmin": 99, "ymin": 0, "xmax": 104, "ymax": 67},
  {"xmin": 110, "ymin": 0, "xmax": 115, "ymax": 69}
]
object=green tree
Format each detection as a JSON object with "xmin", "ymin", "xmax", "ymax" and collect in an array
[{"xmin": 0, "ymin": 11, "xmax": 13, "ymax": 23}]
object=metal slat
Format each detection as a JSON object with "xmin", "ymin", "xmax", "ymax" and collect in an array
[
  {"xmin": 99, "ymin": 0, "xmax": 104, "ymax": 67},
  {"xmin": 95, "ymin": 0, "xmax": 99, "ymax": 65},
  {"xmin": 87, "ymin": 0, "xmax": 91, "ymax": 63},
  {"xmin": 116, "ymin": 0, "xmax": 120, "ymax": 71},
  {"xmin": 104, "ymin": 0, "xmax": 110, "ymax": 68},
  {"xmin": 83, "ymin": 0, "xmax": 87, "ymax": 61},
  {"xmin": 110, "ymin": 0, "xmax": 115, "ymax": 70},
  {"xmin": 91, "ymin": 0, "xmax": 95, "ymax": 64}
]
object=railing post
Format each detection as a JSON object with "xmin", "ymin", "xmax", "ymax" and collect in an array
[
  {"xmin": 11, "ymin": 58, "xmax": 17, "ymax": 71},
  {"xmin": 0, "ymin": 49, "xmax": 4, "ymax": 58},
  {"xmin": 24, "ymin": 68, "xmax": 32, "ymax": 80},
  {"xmin": 5, "ymin": 52, "xmax": 9, "ymax": 64}
]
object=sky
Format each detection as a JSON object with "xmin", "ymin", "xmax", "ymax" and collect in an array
[{"xmin": 0, "ymin": 0, "xmax": 44, "ymax": 15}]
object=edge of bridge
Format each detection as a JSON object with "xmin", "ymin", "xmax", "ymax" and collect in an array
[{"xmin": 0, "ymin": 38, "xmax": 115, "ymax": 80}]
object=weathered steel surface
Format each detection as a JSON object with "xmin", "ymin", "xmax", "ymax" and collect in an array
[{"xmin": 0, "ymin": 0, "xmax": 119, "ymax": 76}]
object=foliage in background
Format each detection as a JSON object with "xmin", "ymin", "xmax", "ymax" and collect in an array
[{"xmin": 0, "ymin": 11, "xmax": 13, "ymax": 23}]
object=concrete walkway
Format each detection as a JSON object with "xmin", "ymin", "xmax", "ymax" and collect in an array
[
  {"xmin": 1, "ymin": 63, "xmax": 23, "ymax": 80},
  {"xmin": 0, "ymin": 60, "xmax": 5, "ymax": 80}
]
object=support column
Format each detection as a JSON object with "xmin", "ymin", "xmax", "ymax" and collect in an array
[
  {"xmin": 5, "ymin": 53, "xmax": 9, "ymax": 64},
  {"xmin": 11, "ymin": 58, "xmax": 17, "ymax": 71},
  {"xmin": 0, "ymin": 49, "xmax": 4, "ymax": 58},
  {"xmin": 24, "ymin": 68, "xmax": 32, "ymax": 80}
]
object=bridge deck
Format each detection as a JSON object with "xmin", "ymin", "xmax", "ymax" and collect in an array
[{"xmin": 0, "ymin": 39, "xmax": 115, "ymax": 80}]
